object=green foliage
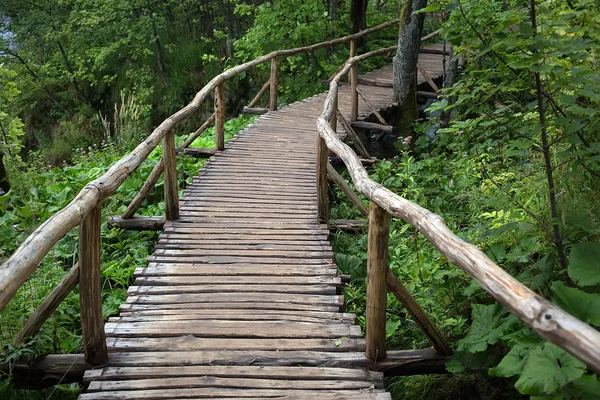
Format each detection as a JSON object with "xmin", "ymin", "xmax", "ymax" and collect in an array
[{"xmin": 0, "ymin": 114, "xmax": 255, "ymax": 393}]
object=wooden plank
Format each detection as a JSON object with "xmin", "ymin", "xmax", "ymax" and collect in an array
[
  {"xmin": 104, "ymin": 320, "xmax": 362, "ymax": 338},
  {"xmin": 135, "ymin": 265, "xmax": 337, "ymax": 277},
  {"xmin": 86, "ymin": 376, "xmax": 382, "ymax": 391},
  {"xmin": 110, "ymin": 314, "xmax": 352, "ymax": 325},
  {"xmin": 120, "ymin": 301, "xmax": 341, "ymax": 313},
  {"xmin": 115, "ymin": 309, "xmax": 353, "ymax": 321},
  {"xmin": 153, "ymin": 243, "xmax": 329, "ymax": 251},
  {"xmin": 79, "ymin": 204, "xmax": 107, "ymax": 364},
  {"xmin": 126, "ymin": 284, "xmax": 337, "ymax": 295},
  {"xmin": 152, "ymin": 248, "xmax": 333, "ymax": 259},
  {"xmin": 125, "ymin": 293, "xmax": 343, "ymax": 307},
  {"xmin": 147, "ymin": 256, "xmax": 332, "ymax": 265},
  {"xmin": 79, "ymin": 388, "xmax": 390, "ymax": 399},
  {"xmin": 84, "ymin": 365, "xmax": 382, "ymax": 382},
  {"xmin": 243, "ymin": 106, "xmax": 270, "ymax": 115}
]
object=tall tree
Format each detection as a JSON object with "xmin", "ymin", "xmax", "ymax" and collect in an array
[
  {"xmin": 350, "ymin": 0, "xmax": 368, "ymax": 48},
  {"xmin": 393, "ymin": 0, "xmax": 427, "ymax": 137}
]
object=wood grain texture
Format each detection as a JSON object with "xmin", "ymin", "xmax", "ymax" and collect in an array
[
  {"xmin": 215, "ymin": 82, "xmax": 225, "ymax": 151},
  {"xmin": 366, "ymin": 202, "xmax": 389, "ymax": 361},
  {"xmin": 162, "ymin": 130, "xmax": 179, "ymax": 221},
  {"xmin": 270, "ymin": 57, "xmax": 279, "ymax": 111},
  {"xmin": 79, "ymin": 205, "xmax": 107, "ymax": 364}
]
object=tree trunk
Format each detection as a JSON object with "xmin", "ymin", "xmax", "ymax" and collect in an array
[
  {"xmin": 0, "ymin": 151, "xmax": 10, "ymax": 194},
  {"xmin": 350, "ymin": 0, "xmax": 368, "ymax": 49},
  {"xmin": 440, "ymin": 47, "xmax": 459, "ymax": 129},
  {"xmin": 393, "ymin": 0, "xmax": 427, "ymax": 137}
]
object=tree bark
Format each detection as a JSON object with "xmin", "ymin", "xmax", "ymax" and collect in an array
[
  {"xmin": 440, "ymin": 47, "xmax": 459, "ymax": 129},
  {"xmin": 0, "ymin": 151, "xmax": 10, "ymax": 194},
  {"xmin": 393, "ymin": 0, "xmax": 427, "ymax": 137},
  {"xmin": 350, "ymin": 0, "xmax": 368, "ymax": 49}
]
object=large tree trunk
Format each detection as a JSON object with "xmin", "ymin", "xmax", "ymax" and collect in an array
[
  {"xmin": 393, "ymin": 0, "xmax": 427, "ymax": 137},
  {"xmin": 350, "ymin": 0, "xmax": 368, "ymax": 49},
  {"xmin": 0, "ymin": 151, "xmax": 10, "ymax": 194}
]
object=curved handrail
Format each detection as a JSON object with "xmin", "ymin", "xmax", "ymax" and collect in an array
[
  {"xmin": 316, "ymin": 50, "xmax": 600, "ymax": 373},
  {"xmin": 0, "ymin": 19, "xmax": 400, "ymax": 311}
]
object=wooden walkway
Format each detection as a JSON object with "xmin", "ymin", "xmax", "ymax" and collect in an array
[{"xmin": 79, "ymin": 50, "xmax": 445, "ymax": 399}]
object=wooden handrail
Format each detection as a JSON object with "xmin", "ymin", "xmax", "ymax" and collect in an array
[
  {"xmin": 0, "ymin": 19, "xmax": 401, "ymax": 312},
  {"xmin": 317, "ymin": 44, "xmax": 600, "ymax": 373}
]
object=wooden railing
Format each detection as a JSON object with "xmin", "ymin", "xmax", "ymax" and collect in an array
[
  {"xmin": 0, "ymin": 19, "xmax": 401, "ymax": 364},
  {"xmin": 316, "ymin": 43, "xmax": 600, "ymax": 374}
]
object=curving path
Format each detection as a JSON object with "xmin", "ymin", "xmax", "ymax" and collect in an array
[{"xmin": 79, "ymin": 49, "xmax": 445, "ymax": 400}]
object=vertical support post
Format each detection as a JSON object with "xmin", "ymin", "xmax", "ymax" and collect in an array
[
  {"xmin": 366, "ymin": 201, "xmax": 389, "ymax": 361},
  {"xmin": 163, "ymin": 130, "xmax": 179, "ymax": 221},
  {"xmin": 79, "ymin": 204, "xmax": 108, "ymax": 364},
  {"xmin": 350, "ymin": 39, "xmax": 359, "ymax": 122},
  {"xmin": 215, "ymin": 82, "xmax": 225, "ymax": 151},
  {"xmin": 317, "ymin": 89, "xmax": 334, "ymax": 223},
  {"xmin": 269, "ymin": 57, "xmax": 279, "ymax": 111}
]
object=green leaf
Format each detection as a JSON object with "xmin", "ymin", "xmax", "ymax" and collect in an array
[
  {"xmin": 457, "ymin": 303, "xmax": 511, "ymax": 353},
  {"xmin": 416, "ymin": 4, "xmax": 441, "ymax": 14},
  {"xmin": 386, "ymin": 319, "xmax": 401, "ymax": 339},
  {"xmin": 571, "ymin": 374, "xmax": 600, "ymax": 400},
  {"xmin": 489, "ymin": 344, "xmax": 531, "ymax": 378},
  {"xmin": 551, "ymin": 282, "xmax": 600, "ymax": 327},
  {"xmin": 515, "ymin": 343, "xmax": 586, "ymax": 396},
  {"xmin": 568, "ymin": 242, "xmax": 600, "ymax": 286}
]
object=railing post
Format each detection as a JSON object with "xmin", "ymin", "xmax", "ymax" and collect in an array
[
  {"xmin": 163, "ymin": 130, "xmax": 179, "ymax": 221},
  {"xmin": 366, "ymin": 201, "xmax": 389, "ymax": 361},
  {"xmin": 79, "ymin": 204, "xmax": 108, "ymax": 364},
  {"xmin": 270, "ymin": 57, "xmax": 279, "ymax": 111},
  {"xmin": 317, "ymin": 91, "xmax": 336, "ymax": 223},
  {"xmin": 350, "ymin": 39, "xmax": 359, "ymax": 122},
  {"xmin": 215, "ymin": 82, "xmax": 225, "ymax": 151}
]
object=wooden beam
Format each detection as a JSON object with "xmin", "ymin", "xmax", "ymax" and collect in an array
[
  {"xmin": 319, "ymin": 53, "xmax": 600, "ymax": 373},
  {"xmin": 336, "ymin": 109, "xmax": 371, "ymax": 159},
  {"xmin": 416, "ymin": 62, "xmax": 439, "ymax": 93},
  {"xmin": 176, "ymin": 148, "xmax": 218, "ymax": 158},
  {"xmin": 243, "ymin": 106, "xmax": 269, "ymax": 115},
  {"xmin": 108, "ymin": 216, "xmax": 165, "ymax": 231},
  {"xmin": 419, "ymin": 48, "xmax": 451, "ymax": 56},
  {"xmin": 421, "ymin": 28, "xmax": 442, "ymax": 42},
  {"xmin": 79, "ymin": 204, "xmax": 107, "ymax": 364},
  {"xmin": 181, "ymin": 114, "xmax": 216, "ymax": 148},
  {"xmin": 350, "ymin": 121, "xmax": 394, "ymax": 134},
  {"xmin": 13, "ymin": 263, "xmax": 79, "ymax": 347},
  {"xmin": 327, "ymin": 219, "xmax": 368, "ymax": 233},
  {"xmin": 386, "ymin": 269, "xmax": 453, "ymax": 356},
  {"xmin": 350, "ymin": 40, "xmax": 359, "ymax": 122},
  {"xmin": 122, "ymin": 159, "xmax": 164, "ymax": 220},
  {"xmin": 3, "ymin": 349, "xmax": 444, "ymax": 389},
  {"xmin": 356, "ymin": 87, "xmax": 389, "ymax": 126},
  {"xmin": 247, "ymin": 79, "xmax": 271, "ymax": 109},
  {"xmin": 366, "ymin": 202, "xmax": 389, "ymax": 361},
  {"xmin": 162, "ymin": 130, "xmax": 179, "ymax": 221},
  {"xmin": 269, "ymin": 57, "xmax": 279, "ymax": 111},
  {"xmin": 215, "ymin": 82, "xmax": 225, "ymax": 151},
  {"xmin": 327, "ymin": 163, "xmax": 368, "ymax": 217},
  {"xmin": 317, "ymin": 137, "xmax": 329, "ymax": 223}
]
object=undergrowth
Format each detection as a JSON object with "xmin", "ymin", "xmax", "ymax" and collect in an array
[{"xmin": 0, "ymin": 114, "xmax": 256, "ymax": 396}]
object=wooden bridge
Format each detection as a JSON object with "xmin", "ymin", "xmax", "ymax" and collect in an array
[{"xmin": 1, "ymin": 20, "xmax": 599, "ymax": 399}]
